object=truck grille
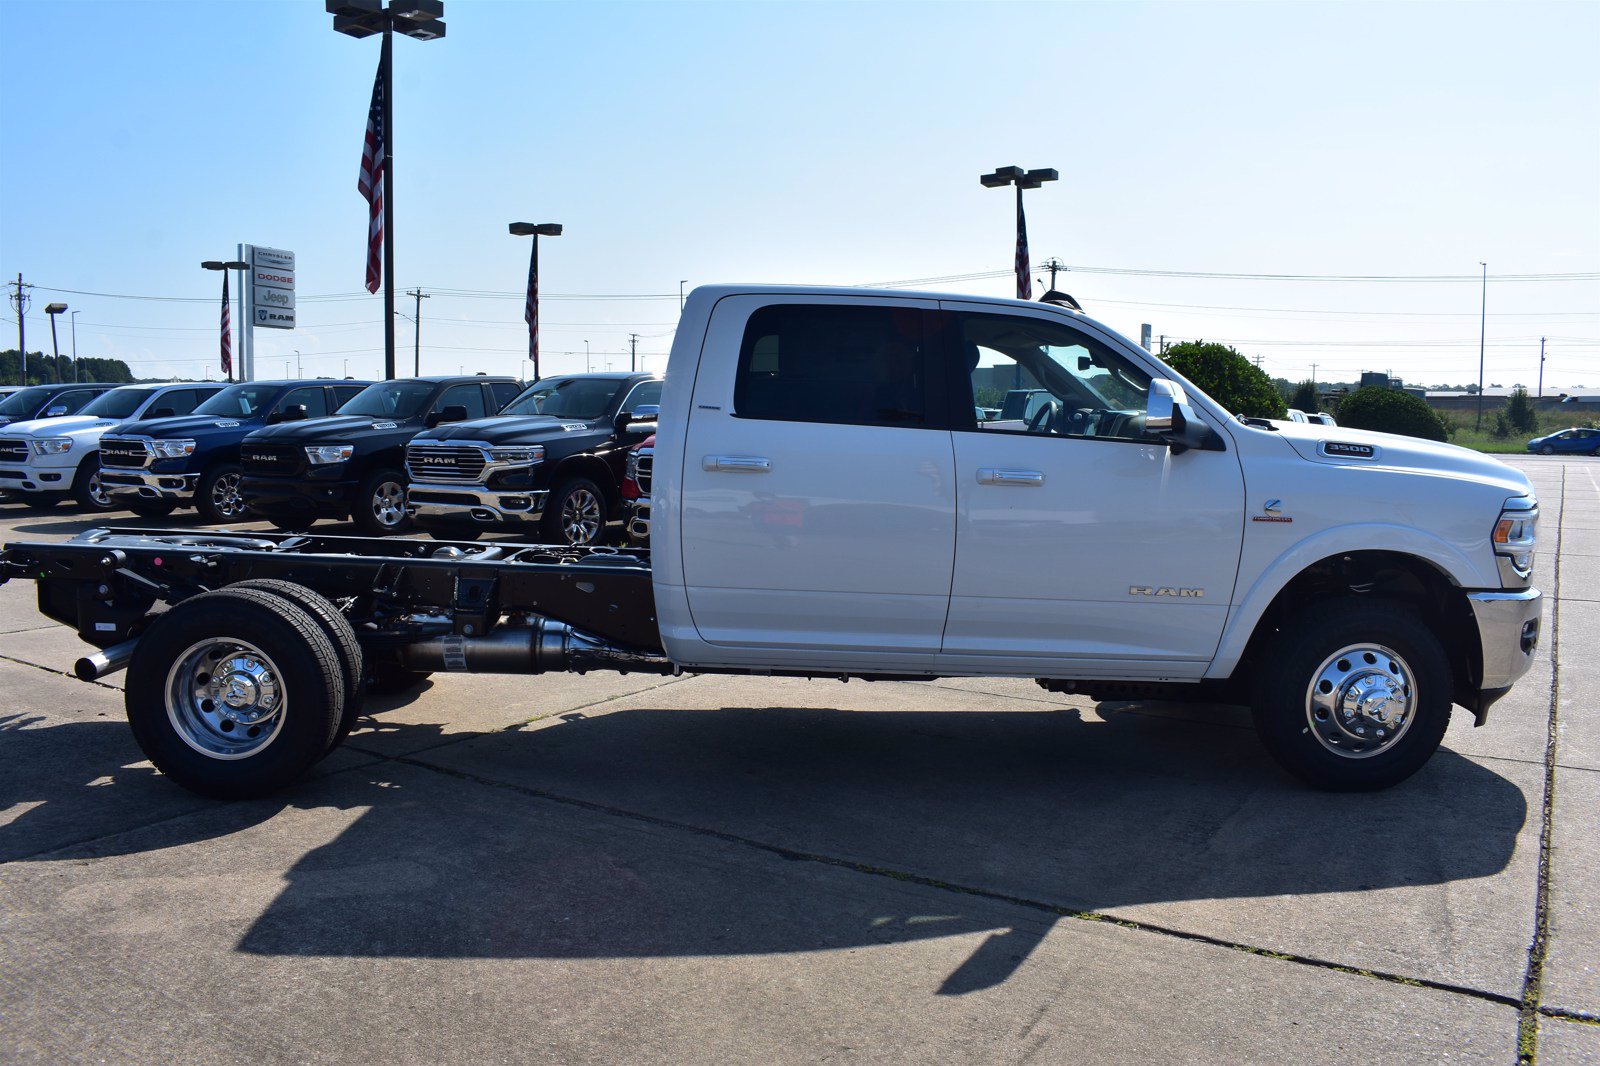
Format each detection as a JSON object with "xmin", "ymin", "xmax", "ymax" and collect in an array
[
  {"xmin": 0, "ymin": 438, "xmax": 27, "ymax": 463},
  {"xmin": 406, "ymin": 443, "xmax": 487, "ymax": 483},
  {"xmin": 100, "ymin": 436, "xmax": 152, "ymax": 469},
  {"xmin": 635, "ymin": 448, "xmax": 653, "ymax": 496},
  {"xmin": 242, "ymin": 444, "xmax": 302, "ymax": 477}
]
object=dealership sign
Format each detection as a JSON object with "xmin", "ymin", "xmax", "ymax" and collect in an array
[{"xmin": 247, "ymin": 245, "xmax": 295, "ymax": 330}]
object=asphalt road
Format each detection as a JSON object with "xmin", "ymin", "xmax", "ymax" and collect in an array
[{"xmin": 1, "ymin": 456, "xmax": 1597, "ymax": 1064}]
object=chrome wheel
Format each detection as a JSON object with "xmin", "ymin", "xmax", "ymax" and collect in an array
[
  {"xmin": 165, "ymin": 638, "xmax": 287, "ymax": 760},
  {"xmin": 560, "ymin": 485, "xmax": 603, "ymax": 545},
  {"xmin": 1305, "ymin": 642, "xmax": 1416, "ymax": 759},
  {"xmin": 87, "ymin": 469, "xmax": 112, "ymax": 507},
  {"xmin": 210, "ymin": 471, "xmax": 247, "ymax": 519},
  {"xmin": 372, "ymin": 481, "xmax": 406, "ymax": 528}
]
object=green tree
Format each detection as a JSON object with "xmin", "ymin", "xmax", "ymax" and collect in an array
[
  {"xmin": 1290, "ymin": 380, "xmax": 1320, "ymax": 414},
  {"xmin": 1160, "ymin": 341, "xmax": 1287, "ymax": 419},
  {"xmin": 1502, "ymin": 386, "xmax": 1538, "ymax": 435},
  {"xmin": 1337, "ymin": 386, "xmax": 1449, "ymax": 442}
]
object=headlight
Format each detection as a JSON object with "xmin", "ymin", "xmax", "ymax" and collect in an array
[
  {"xmin": 150, "ymin": 439, "xmax": 196, "ymax": 459},
  {"xmin": 490, "ymin": 445, "xmax": 544, "ymax": 464},
  {"xmin": 625, "ymin": 452, "xmax": 639, "ymax": 480},
  {"xmin": 30, "ymin": 438, "xmax": 73, "ymax": 455},
  {"xmin": 305, "ymin": 444, "xmax": 355, "ymax": 465},
  {"xmin": 1492, "ymin": 498, "xmax": 1538, "ymax": 584}
]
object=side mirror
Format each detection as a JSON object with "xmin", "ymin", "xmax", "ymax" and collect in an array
[
  {"xmin": 617, "ymin": 403, "xmax": 660, "ymax": 432},
  {"xmin": 270, "ymin": 404, "xmax": 309, "ymax": 424},
  {"xmin": 426, "ymin": 404, "xmax": 469, "ymax": 428},
  {"xmin": 148, "ymin": 407, "xmax": 175, "ymax": 420},
  {"xmin": 1146, "ymin": 378, "xmax": 1215, "ymax": 454}
]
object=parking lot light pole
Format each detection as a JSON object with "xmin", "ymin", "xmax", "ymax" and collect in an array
[
  {"xmin": 69, "ymin": 309, "xmax": 79, "ymax": 382},
  {"xmin": 980, "ymin": 165, "xmax": 1057, "ymax": 301},
  {"xmin": 328, "ymin": 0, "xmax": 447, "ymax": 381},
  {"xmin": 510, "ymin": 222, "xmax": 562, "ymax": 381},
  {"xmin": 203, "ymin": 260, "xmax": 248, "ymax": 382},
  {"xmin": 44, "ymin": 303, "xmax": 67, "ymax": 383}
]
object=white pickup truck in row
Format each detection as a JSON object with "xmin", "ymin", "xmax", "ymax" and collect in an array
[{"xmin": 0, "ymin": 285, "xmax": 1543, "ymax": 796}]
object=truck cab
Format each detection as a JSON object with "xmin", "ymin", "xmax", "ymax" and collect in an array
[
  {"xmin": 0, "ymin": 382, "xmax": 119, "ymax": 429},
  {"xmin": 405, "ymin": 372, "xmax": 660, "ymax": 544},
  {"xmin": 239, "ymin": 375, "xmax": 522, "ymax": 535},
  {"xmin": 100, "ymin": 379, "xmax": 372, "ymax": 522},
  {"xmin": 0, "ymin": 381, "xmax": 224, "ymax": 510}
]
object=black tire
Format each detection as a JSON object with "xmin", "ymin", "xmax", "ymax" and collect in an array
[
  {"xmin": 72, "ymin": 454, "xmax": 116, "ymax": 512},
  {"xmin": 1251, "ymin": 598, "xmax": 1452, "ymax": 791},
  {"xmin": 1539, "ymin": 445, "xmax": 1555, "ymax": 455},
  {"xmin": 541, "ymin": 476, "xmax": 607, "ymax": 546},
  {"xmin": 123, "ymin": 588, "xmax": 344, "ymax": 799},
  {"xmin": 127, "ymin": 497, "xmax": 179, "ymax": 519},
  {"xmin": 227, "ymin": 579, "xmax": 365, "ymax": 748},
  {"xmin": 196, "ymin": 462, "xmax": 249, "ymax": 524},
  {"xmin": 18, "ymin": 492, "xmax": 60, "ymax": 510},
  {"xmin": 366, "ymin": 660, "xmax": 433, "ymax": 696},
  {"xmin": 353, "ymin": 467, "xmax": 412, "ymax": 536}
]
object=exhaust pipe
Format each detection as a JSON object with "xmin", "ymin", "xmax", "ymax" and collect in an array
[
  {"xmin": 75, "ymin": 637, "xmax": 138, "ymax": 682},
  {"xmin": 397, "ymin": 617, "xmax": 672, "ymax": 676}
]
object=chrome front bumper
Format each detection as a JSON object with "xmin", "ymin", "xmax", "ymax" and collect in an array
[
  {"xmin": 406, "ymin": 482, "xmax": 550, "ymax": 526},
  {"xmin": 1467, "ymin": 586, "xmax": 1543, "ymax": 695},
  {"xmin": 100, "ymin": 469, "xmax": 199, "ymax": 501},
  {"xmin": 624, "ymin": 498, "xmax": 651, "ymax": 545}
]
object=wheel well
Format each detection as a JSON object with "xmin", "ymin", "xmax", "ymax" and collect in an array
[
  {"xmin": 553, "ymin": 455, "xmax": 618, "ymax": 510},
  {"xmin": 1236, "ymin": 551, "xmax": 1481, "ymax": 708}
]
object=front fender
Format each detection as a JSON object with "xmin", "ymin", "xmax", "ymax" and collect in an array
[{"xmin": 1206, "ymin": 522, "xmax": 1490, "ymax": 679}]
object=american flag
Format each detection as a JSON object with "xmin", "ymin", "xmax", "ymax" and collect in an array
[
  {"xmin": 358, "ymin": 54, "xmax": 386, "ymax": 295},
  {"xmin": 220, "ymin": 271, "xmax": 233, "ymax": 380},
  {"xmin": 1014, "ymin": 189, "xmax": 1032, "ymax": 301},
  {"xmin": 524, "ymin": 245, "xmax": 539, "ymax": 374}
]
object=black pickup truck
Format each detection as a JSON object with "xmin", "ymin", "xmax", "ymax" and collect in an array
[
  {"xmin": 239, "ymin": 375, "xmax": 522, "ymax": 535},
  {"xmin": 404, "ymin": 372, "xmax": 661, "ymax": 543},
  {"xmin": 100, "ymin": 379, "xmax": 372, "ymax": 522}
]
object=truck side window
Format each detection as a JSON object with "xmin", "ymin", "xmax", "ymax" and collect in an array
[
  {"xmin": 489, "ymin": 381, "xmax": 521, "ymax": 411},
  {"xmin": 434, "ymin": 383, "xmax": 488, "ymax": 420},
  {"xmin": 50, "ymin": 390, "xmax": 98, "ymax": 415},
  {"xmin": 333, "ymin": 385, "xmax": 365, "ymax": 409},
  {"xmin": 280, "ymin": 387, "xmax": 331, "ymax": 419},
  {"xmin": 733, "ymin": 304, "xmax": 937, "ymax": 429},
  {"xmin": 956, "ymin": 312, "xmax": 1155, "ymax": 443},
  {"xmin": 162, "ymin": 390, "xmax": 203, "ymax": 416},
  {"xmin": 619, "ymin": 379, "xmax": 662, "ymax": 415}
]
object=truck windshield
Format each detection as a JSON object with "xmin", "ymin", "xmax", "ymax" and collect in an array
[
  {"xmin": 500, "ymin": 378, "xmax": 621, "ymax": 420},
  {"xmin": 78, "ymin": 388, "xmax": 151, "ymax": 420},
  {"xmin": 0, "ymin": 386, "xmax": 53, "ymax": 416},
  {"xmin": 338, "ymin": 380, "xmax": 436, "ymax": 420},
  {"xmin": 195, "ymin": 383, "xmax": 281, "ymax": 418}
]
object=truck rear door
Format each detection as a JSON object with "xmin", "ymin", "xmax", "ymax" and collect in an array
[{"xmin": 679, "ymin": 295, "xmax": 955, "ymax": 658}]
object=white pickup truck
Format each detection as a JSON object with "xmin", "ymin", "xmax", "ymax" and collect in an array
[{"xmin": 0, "ymin": 285, "xmax": 1542, "ymax": 797}]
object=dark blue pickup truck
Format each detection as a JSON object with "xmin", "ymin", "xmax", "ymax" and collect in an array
[{"xmin": 99, "ymin": 379, "xmax": 371, "ymax": 523}]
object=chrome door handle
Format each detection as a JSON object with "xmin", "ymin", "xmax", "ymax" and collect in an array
[
  {"xmin": 977, "ymin": 468, "xmax": 1045, "ymax": 486},
  {"xmin": 704, "ymin": 455, "xmax": 771, "ymax": 473}
]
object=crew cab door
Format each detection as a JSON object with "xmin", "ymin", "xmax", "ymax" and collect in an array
[
  {"xmin": 679, "ymin": 295, "xmax": 955, "ymax": 657},
  {"xmin": 938, "ymin": 302, "xmax": 1245, "ymax": 676}
]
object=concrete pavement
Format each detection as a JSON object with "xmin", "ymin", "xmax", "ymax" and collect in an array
[{"xmin": 1, "ymin": 456, "xmax": 1596, "ymax": 1063}]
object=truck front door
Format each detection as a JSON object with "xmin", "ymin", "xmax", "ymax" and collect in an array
[
  {"xmin": 938, "ymin": 302, "xmax": 1245, "ymax": 676},
  {"xmin": 680, "ymin": 296, "xmax": 955, "ymax": 659}
]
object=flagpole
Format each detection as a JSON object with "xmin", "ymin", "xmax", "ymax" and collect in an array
[{"xmin": 381, "ymin": 27, "xmax": 397, "ymax": 380}]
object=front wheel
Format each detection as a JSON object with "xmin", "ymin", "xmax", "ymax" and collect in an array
[
  {"xmin": 73, "ymin": 455, "xmax": 116, "ymax": 512},
  {"xmin": 123, "ymin": 588, "xmax": 345, "ymax": 799},
  {"xmin": 1250, "ymin": 598, "xmax": 1452, "ymax": 791},
  {"xmin": 352, "ymin": 468, "xmax": 412, "ymax": 536},
  {"xmin": 197, "ymin": 463, "xmax": 249, "ymax": 524},
  {"xmin": 1540, "ymin": 445, "xmax": 1555, "ymax": 455},
  {"xmin": 542, "ymin": 476, "xmax": 607, "ymax": 546}
]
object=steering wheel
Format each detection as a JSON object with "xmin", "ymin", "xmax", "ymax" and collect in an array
[{"xmin": 1026, "ymin": 402, "xmax": 1061, "ymax": 434}]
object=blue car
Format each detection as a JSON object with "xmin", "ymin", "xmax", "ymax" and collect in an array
[{"xmin": 1527, "ymin": 427, "xmax": 1600, "ymax": 456}]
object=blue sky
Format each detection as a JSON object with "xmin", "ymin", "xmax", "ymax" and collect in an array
[{"xmin": 2, "ymin": 0, "xmax": 1596, "ymax": 387}]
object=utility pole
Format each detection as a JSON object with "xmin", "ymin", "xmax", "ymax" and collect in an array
[
  {"xmin": 1311, "ymin": 362, "xmax": 1318, "ymax": 385},
  {"xmin": 7, "ymin": 273, "xmax": 30, "ymax": 385},
  {"xmin": 70, "ymin": 310, "xmax": 79, "ymax": 382},
  {"xmin": 1040, "ymin": 257, "xmax": 1067, "ymax": 291},
  {"xmin": 1475, "ymin": 261, "xmax": 1487, "ymax": 431},
  {"xmin": 629, "ymin": 333, "xmax": 639, "ymax": 372},
  {"xmin": 406, "ymin": 288, "xmax": 430, "ymax": 376},
  {"xmin": 1537, "ymin": 337, "xmax": 1546, "ymax": 399}
]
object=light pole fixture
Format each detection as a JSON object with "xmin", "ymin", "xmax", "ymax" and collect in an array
[
  {"xmin": 202, "ymin": 259, "xmax": 248, "ymax": 382},
  {"xmin": 328, "ymin": 0, "xmax": 447, "ymax": 381},
  {"xmin": 980, "ymin": 165, "xmax": 1057, "ymax": 300},
  {"xmin": 44, "ymin": 303, "xmax": 67, "ymax": 383},
  {"xmin": 510, "ymin": 221, "xmax": 562, "ymax": 381}
]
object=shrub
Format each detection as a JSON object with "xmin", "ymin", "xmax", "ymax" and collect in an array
[
  {"xmin": 1502, "ymin": 387, "xmax": 1538, "ymax": 435},
  {"xmin": 1161, "ymin": 342, "xmax": 1287, "ymax": 419},
  {"xmin": 1290, "ymin": 380, "xmax": 1319, "ymax": 414},
  {"xmin": 1337, "ymin": 386, "xmax": 1449, "ymax": 442}
]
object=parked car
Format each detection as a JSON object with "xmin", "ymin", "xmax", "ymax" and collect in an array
[
  {"xmin": 0, "ymin": 382, "xmax": 225, "ymax": 509},
  {"xmin": 1308, "ymin": 412, "xmax": 1337, "ymax": 427},
  {"xmin": 1284, "ymin": 409, "xmax": 1309, "ymax": 423},
  {"xmin": 100, "ymin": 378, "xmax": 373, "ymax": 522},
  {"xmin": 405, "ymin": 373, "xmax": 660, "ymax": 543},
  {"xmin": 1526, "ymin": 427, "xmax": 1600, "ymax": 456},
  {"xmin": 3, "ymin": 284, "xmax": 1543, "ymax": 799},
  {"xmin": 622, "ymin": 428, "xmax": 656, "ymax": 547},
  {"xmin": 239, "ymin": 375, "xmax": 522, "ymax": 535},
  {"xmin": 0, "ymin": 382, "xmax": 119, "ymax": 428}
]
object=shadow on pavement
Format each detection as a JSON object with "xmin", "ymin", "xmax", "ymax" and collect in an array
[{"xmin": 2, "ymin": 700, "xmax": 1527, "ymax": 995}]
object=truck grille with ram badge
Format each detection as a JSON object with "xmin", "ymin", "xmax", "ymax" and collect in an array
[
  {"xmin": 99, "ymin": 436, "xmax": 153, "ymax": 469},
  {"xmin": 406, "ymin": 443, "xmax": 488, "ymax": 483},
  {"xmin": 242, "ymin": 445, "xmax": 303, "ymax": 477},
  {"xmin": 0, "ymin": 438, "xmax": 28, "ymax": 464}
]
